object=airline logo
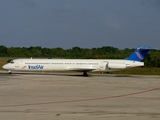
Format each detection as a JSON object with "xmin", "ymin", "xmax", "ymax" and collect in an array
[
  {"xmin": 28, "ymin": 65, "xmax": 44, "ymax": 69},
  {"xmin": 135, "ymin": 52, "xmax": 143, "ymax": 60}
]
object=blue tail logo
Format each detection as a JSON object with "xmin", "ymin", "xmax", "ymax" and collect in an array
[
  {"xmin": 125, "ymin": 46, "xmax": 154, "ymax": 62},
  {"xmin": 135, "ymin": 52, "xmax": 143, "ymax": 60}
]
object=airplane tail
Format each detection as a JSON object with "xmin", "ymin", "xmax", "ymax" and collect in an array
[{"xmin": 125, "ymin": 46, "xmax": 154, "ymax": 62}]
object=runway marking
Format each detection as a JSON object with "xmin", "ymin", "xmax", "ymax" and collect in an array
[
  {"xmin": 0, "ymin": 87, "xmax": 159, "ymax": 108},
  {"xmin": 127, "ymin": 97, "xmax": 160, "ymax": 100}
]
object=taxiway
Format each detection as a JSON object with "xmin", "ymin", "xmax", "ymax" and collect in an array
[{"xmin": 0, "ymin": 71, "xmax": 160, "ymax": 120}]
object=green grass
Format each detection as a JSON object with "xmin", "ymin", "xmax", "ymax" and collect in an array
[
  {"xmin": 110, "ymin": 67, "xmax": 160, "ymax": 75},
  {"xmin": 0, "ymin": 57, "xmax": 160, "ymax": 75}
]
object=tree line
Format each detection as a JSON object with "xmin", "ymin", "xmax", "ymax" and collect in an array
[{"xmin": 0, "ymin": 45, "xmax": 160, "ymax": 68}]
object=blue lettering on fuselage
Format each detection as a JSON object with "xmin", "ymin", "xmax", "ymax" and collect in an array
[{"xmin": 28, "ymin": 65, "xmax": 44, "ymax": 69}]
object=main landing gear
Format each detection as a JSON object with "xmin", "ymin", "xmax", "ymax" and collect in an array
[{"xmin": 83, "ymin": 71, "xmax": 88, "ymax": 76}]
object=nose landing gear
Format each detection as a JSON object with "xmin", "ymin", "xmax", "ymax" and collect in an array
[{"xmin": 8, "ymin": 70, "xmax": 12, "ymax": 74}]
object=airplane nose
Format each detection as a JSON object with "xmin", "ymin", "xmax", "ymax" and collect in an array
[{"xmin": 2, "ymin": 64, "xmax": 9, "ymax": 70}]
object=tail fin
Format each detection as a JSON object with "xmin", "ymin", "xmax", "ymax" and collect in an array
[{"xmin": 125, "ymin": 46, "xmax": 154, "ymax": 62}]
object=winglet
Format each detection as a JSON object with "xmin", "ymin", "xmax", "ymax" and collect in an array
[{"xmin": 125, "ymin": 46, "xmax": 155, "ymax": 62}]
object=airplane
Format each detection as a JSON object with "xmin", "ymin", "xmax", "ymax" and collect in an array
[{"xmin": 2, "ymin": 46, "xmax": 154, "ymax": 76}]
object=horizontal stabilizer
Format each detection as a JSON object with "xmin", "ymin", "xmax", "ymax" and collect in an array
[{"xmin": 137, "ymin": 46, "xmax": 155, "ymax": 50}]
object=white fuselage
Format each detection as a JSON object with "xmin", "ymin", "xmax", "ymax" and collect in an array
[{"xmin": 2, "ymin": 59, "xmax": 144, "ymax": 72}]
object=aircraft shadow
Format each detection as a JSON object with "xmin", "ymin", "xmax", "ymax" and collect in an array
[
  {"xmin": 0, "ymin": 71, "xmax": 135, "ymax": 78},
  {"xmin": 1, "ymin": 72, "xmax": 94, "ymax": 77}
]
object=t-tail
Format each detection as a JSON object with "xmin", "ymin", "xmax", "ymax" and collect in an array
[{"xmin": 125, "ymin": 46, "xmax": 154, "ymax": 62}]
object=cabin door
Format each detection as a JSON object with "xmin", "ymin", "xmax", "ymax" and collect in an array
[
  {"xmin": 15, "ymin": 61, "xmax": 19, "ymax": 68},
  {"xmin": 100, "ymin": 62, "xmax": 104, "ymax": 68}
]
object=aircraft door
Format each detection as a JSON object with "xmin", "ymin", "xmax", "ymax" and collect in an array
[
  {"xmin": 100, "ymin": 62, "xmax": 104, "ymax": 68},
  {"xmin": 15, "ymin": 60, "xmax": 19, "ymax": 68}
]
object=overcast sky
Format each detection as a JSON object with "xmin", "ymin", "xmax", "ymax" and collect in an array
[{"xmin": 0, "ymin": 0, "xmax": 160, "ymax": 49}]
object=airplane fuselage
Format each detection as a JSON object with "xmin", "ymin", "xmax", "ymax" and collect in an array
[{"xmin": 3, "ymin": 59, "xmax": 144, "ymax": 72}]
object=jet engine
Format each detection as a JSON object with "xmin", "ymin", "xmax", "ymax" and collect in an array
[{"xmin": 107, "ymin": 63, "xmax": 126, "ymax": 69}]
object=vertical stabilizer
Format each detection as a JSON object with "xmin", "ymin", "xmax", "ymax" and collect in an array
[{"xmin": 125, "ymin": 46, "xmax": 153, "ymax": 62}]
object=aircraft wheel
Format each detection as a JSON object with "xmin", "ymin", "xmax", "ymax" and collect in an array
[
  {"xmin": 83, "ymin": 71, "xmax": 88, "ymax": 76},
  {"xmin": 8, "ymin": 70, "xmax": 12, "ymax": 74}
]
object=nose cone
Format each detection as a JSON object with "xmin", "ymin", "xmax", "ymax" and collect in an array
[{"xmin": 2, "ymin": 64, "xmax": 9, "ymax": 70}]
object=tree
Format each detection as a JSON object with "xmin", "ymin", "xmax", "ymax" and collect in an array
[{"xmin": 0, "ymin": 45, "xmax": 8, "ymax": 57}]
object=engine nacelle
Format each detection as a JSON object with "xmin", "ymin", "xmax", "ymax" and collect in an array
[{"xmin": 107, "ymin": 63, "xmax": 126, "ymax": 69}]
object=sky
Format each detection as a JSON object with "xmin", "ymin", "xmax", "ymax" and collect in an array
[{"xmin": 0, "ymin": 0, "xmax": 160, "ymax": 49}]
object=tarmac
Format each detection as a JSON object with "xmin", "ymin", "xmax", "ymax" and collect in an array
[{"xmin": 0, "ymin": 71, "xmax": 160, "ymax": 120}]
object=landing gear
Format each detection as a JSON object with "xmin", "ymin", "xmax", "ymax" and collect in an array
[
  {"xmin": 8, "ymin": 70, "xmax": 12, "ymax": 74},
  {"xmin": 83, "ymin": 71, "xmax": 88, "ymax": 76}
]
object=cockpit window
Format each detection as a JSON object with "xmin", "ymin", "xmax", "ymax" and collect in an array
[{"xmin": 10, "ymin": 61, "xmax": 14, "ymax": 64}]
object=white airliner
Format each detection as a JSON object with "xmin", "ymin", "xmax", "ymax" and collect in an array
[{"xmin": 2, "ymin": 46, "xmax": 153, "ymax": 76}]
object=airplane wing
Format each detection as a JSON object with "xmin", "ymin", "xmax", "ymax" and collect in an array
[{"xmin": 69, "ymin": 68, "xmax": 96, "ymax": 72}]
